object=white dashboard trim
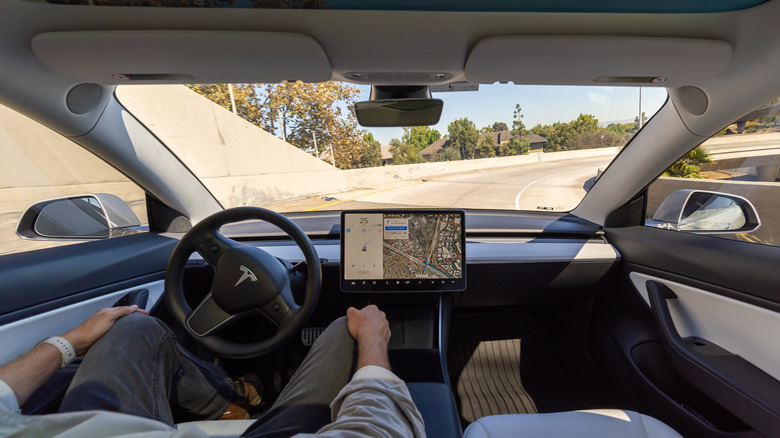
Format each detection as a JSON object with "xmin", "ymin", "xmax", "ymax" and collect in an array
[{"xmin": 193, "ymin": 240, "xmax": 620, "ymax": 265}]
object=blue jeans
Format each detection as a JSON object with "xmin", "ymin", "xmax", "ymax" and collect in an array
[{"xmin": 58, "ymin": 313, "xmax": 356, "ymax": 437}]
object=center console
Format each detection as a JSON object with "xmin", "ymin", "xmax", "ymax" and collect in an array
[{"xmin": 340, "ymin": 210, "xmax": 465, "ymax": 437}]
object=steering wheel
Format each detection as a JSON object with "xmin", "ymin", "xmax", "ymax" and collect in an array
[{"xmin": 165, "ymin": 207, "xmax": 321, "ymax": 358}]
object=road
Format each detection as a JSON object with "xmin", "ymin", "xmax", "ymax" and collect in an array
[{"xmin": 266, "ymin": 156, "xmax": 613, "ymax": 213}]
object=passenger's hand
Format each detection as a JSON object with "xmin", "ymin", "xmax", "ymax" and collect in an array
[
  {"xmin": 61, "ymin": 305, "xmax": 149, "ymax": 355},
  {"xmin": 347, "ymin": 305, "xmax": 391, "ymax": 345}
]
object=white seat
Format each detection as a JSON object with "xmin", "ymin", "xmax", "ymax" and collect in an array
[
  {"xmin": 176, "ymin": 419, "xmax": 255, "ymax": 438},
  {"xmin": 463, "ymin": 410, "xmax": 682, "ymax": 438}
]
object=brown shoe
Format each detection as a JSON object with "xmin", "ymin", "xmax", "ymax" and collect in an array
[
  {"xmin": 219, "ymin": 404, "xmax": 250, "ymax": 420},
  {"xmin": 219, "ymin": 376, "xmax": 262, "ymax": 420}
]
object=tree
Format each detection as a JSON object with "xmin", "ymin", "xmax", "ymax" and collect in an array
[
  {"xmin": 388, "ymin": 126, "xmax": 441, "ymax": 164},
  {"xmin": 447, "ymin": 118, "xmax": 479, "ymax": 160},
  {"xmin": 403, "ymin": 126, "xmax": 441, "ymax": 152},
  {"xmin": 492, "ymin": 122, "xmax": 508, "ymax": 132},
  {"xmin": 188, "ymin": 82, "xmax": 374, "ymax": 169},
  {"xmin": 663, "ymin": 146, "xmax": 712, "ymax": 178},
  {"xmin": 507, "ymin": 137, "xmax": 530, "ymax": 155},
  {"xmin": 478, "ymin": 136, "xmax": 496, "ymax": 158},
  {"xmin": 360, "ymin": 133, "xmax": 382, "ymax": 168},
  {"xmin": 530, "ymin": 113, "xmax": 600, "ymax": 152},
  {"xmin": 569, "ymin": 129, "xmax": 624, "ymax": 150},
  {"xmin": 390, "ymin": 137, "xmax": 424, "ymax": 165},
  {"xmin": 511, "ymin": 105, "xmax": 527, "ymax": 137},
  {"xmin": 443, "ymin": 146, "xmax": 462, "ymax": 161}
]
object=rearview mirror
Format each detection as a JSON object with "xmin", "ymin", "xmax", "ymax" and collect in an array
[
  {"xmin": 17, "ymin": 193, "xmax": 142, "ymax": 240},
  {"xmin": 354, "ymin": 85, "xmax": 443, "ymax": 127},
  {"xmin": 354, "ymin": 98, "xmax": 443, "ymax": 127},
  {"xmin": 647, "ymin": 190, "xmax": 761, "ymax": 234}
]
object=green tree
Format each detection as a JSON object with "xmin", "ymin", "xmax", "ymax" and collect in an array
[
  {"xmin": 507, "ymin": 137, "xmax": 530, "ymax": 155},
  {"xmin": 188, "ymin": 82, "xmax": 373, "ymax": 169},
  {"xmin": 360, "ymin": 133, "xmax": 382, "ymax": 167},
  {"xmin": 492, "ymin": 122, "xmax": 509, "ymax": 132},
  {"xmin": 390, "ymin": 137, "xmax": 424, "ymax": 164},
  {"xmin": 403, "ymin": 126, "xmax": 441, "ymax": 152},
  {"xmin": 443, "ymin": 146, "xmax": 462, "ymax": 161},
  {"xmin": 511, "ymin": 105, "xmax": 528, "ymax": 137},
  {"xmin": 447, "ymin": 118, "xmax": 479, "ymax": 160},
  {"xmin": 530, "ymin": 114, "xmax": 600, "ymax": 152},
  {"xmin": 478, "ymin": 136, "xmax": 496, "ymax": 158},
  {"xmin": 569, "ymin": 129, "xmax": 624, "ymax": 150},
  {"xmin": 663, "ymin": 146, "xmax": 712, "ymax": 178}
]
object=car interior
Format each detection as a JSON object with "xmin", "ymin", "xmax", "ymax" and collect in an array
[{"xmin": 2, "ymin": 1, "xmax": 780, "ymax": 437}]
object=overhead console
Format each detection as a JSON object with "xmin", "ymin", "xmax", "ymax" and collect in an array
[{"xmin": 340, "ymin": 210, "xmax": 466, "ymax": 293}]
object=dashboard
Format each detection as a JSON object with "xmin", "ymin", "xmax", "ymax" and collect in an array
[{"xmin": 214, "ymin": 210, "xmax": 621, "ymax": 305}]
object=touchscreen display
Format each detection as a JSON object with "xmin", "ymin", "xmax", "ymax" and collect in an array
[{"xmin": 341, "ymin": 210, "xmax": 466, "ymax": 292}]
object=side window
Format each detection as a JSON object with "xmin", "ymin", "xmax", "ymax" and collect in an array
[
  {"xmin": 0, "ymin": 102, "xmax": 148, "ymax": 256},
  {"xmin": 645, "ymin": 99, "xmax": 780, "ymax": 246}
]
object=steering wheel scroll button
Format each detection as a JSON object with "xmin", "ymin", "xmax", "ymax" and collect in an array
[{"xmin": 261, "ymin": 294, "xmax": 291, "ymax": 325}]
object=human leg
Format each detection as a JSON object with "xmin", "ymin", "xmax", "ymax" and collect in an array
[
  {"xmin": 58, "ymin": 313, "xmax": 234, "ymax": 425},
  {"xmin": 242, "ymin": 316, "xmax": 356, "ymax": 438}
]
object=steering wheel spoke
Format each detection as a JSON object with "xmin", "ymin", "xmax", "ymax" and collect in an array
[
  {"xmin": 186, "ymin": 293, "xmax": 238, "ymax": 337},
  {"xmin": 196, "ymin": 234, "xmax": 237, "ymax": 267}
]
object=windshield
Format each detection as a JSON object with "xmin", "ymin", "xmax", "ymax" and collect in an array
[{"xmin": 117, "ymin": 83, "xmax": 666, "ymax": 213}]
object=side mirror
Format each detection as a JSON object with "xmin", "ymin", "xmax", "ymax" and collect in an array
[
  {"xmin": 647, "ymin": 189, "xmax": 761, "ymax": 234},
  {"xmin": 17, "ymin": 193, "xmax": 142, "ymax": 240}
]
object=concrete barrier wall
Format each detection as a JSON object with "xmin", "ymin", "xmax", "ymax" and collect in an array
[{"xmin": 206, "ymin": 147, "xmax": 621, "ymax": 208}]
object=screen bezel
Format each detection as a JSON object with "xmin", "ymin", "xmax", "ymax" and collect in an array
[{"xmin": 340, "ymin": 209, "xmax": 466, "ymax": 293}]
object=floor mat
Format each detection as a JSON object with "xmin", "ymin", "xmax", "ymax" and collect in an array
[
  {"xmin": 449, "ymin": 310, "xmax": 626, "ymax": 425},
  {"xmin": 449, "ymin": 334, "xmax": 538, "ymax": 422}
]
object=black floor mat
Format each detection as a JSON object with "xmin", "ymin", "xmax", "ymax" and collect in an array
[{"xmin": 448, "ymin": 310, "xmax": 628, "ymax": 425}]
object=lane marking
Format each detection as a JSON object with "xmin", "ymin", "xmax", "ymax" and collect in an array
[{"xmin": 514, "ymin": 175, "xmax": 553, "ymax": 210}]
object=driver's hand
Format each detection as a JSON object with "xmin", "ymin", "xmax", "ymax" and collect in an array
[
  {"xmin": 61, "ymin": 306, "xmax": 149, "ymax": 355},
  {"xmin": 346, "ymin": 305, "xmax": 391, "ymax": 346}
]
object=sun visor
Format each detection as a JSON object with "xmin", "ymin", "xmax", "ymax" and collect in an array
[
  {"xmin": 465, "ymin": 36, "xmax": 732, "ymax": 86},
  {"xmin": 31, "ymin": 31, "xmax": 332, "ymax": 84}
]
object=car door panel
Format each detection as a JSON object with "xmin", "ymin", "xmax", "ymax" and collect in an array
[
  {"xmin": 0, "ymin": 233, "xmax": 178, "ymax": 321},
  {"xmin": 0, "ymin": 280, "xmax": 164, "ymax": 365},
  {"xmin": 0, "ymin": 233, "xmax": 178, "ymax": 365},
  {"xmin": 645, "ymin": 279, "xmax": 780, "ymax": 437},
  {"xmin": 604, "ymin": 225, "xmax": 780, "ymax": 437},
  {"xmin": 631, "ymin": 272, "xmax": 780, "ymax": 382}
]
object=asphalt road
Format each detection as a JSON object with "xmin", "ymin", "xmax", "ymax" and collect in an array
[{"xmin": 267, "ymin": 156, "xmax": 613, "ymax": 213}]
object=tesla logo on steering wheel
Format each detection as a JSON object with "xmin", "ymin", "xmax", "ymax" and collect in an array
[{"xmin": 235, "ymin": 265, "xmax": 258, "ymax": 287}]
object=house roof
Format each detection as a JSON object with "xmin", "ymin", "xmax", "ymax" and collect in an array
[
  {"xmin": 420, "ymin": 137, "xmax": 450, "ymax": 156},
  {"xmin": 380, "ymin": 145, "xmax": 393, "ymax": 159}
]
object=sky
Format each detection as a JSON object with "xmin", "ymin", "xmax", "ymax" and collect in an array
[{"xmin": 355, "ymin": 84, "xmax": 668, "ymax": 145}]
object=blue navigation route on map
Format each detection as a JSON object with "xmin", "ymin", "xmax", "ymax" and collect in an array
[{"xmin": 382, "ymin": 212, "xmax": 462, "ymax": 279}]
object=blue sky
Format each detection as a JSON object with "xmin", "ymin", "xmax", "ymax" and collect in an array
[{"xmin": 356, "ymin": 84, "xmax": 668, "ymax": 145}]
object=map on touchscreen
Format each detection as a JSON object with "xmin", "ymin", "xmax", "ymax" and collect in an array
[{"xmin": 343, "ymin": 211, "xmax": 463, "ymax": 280}]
